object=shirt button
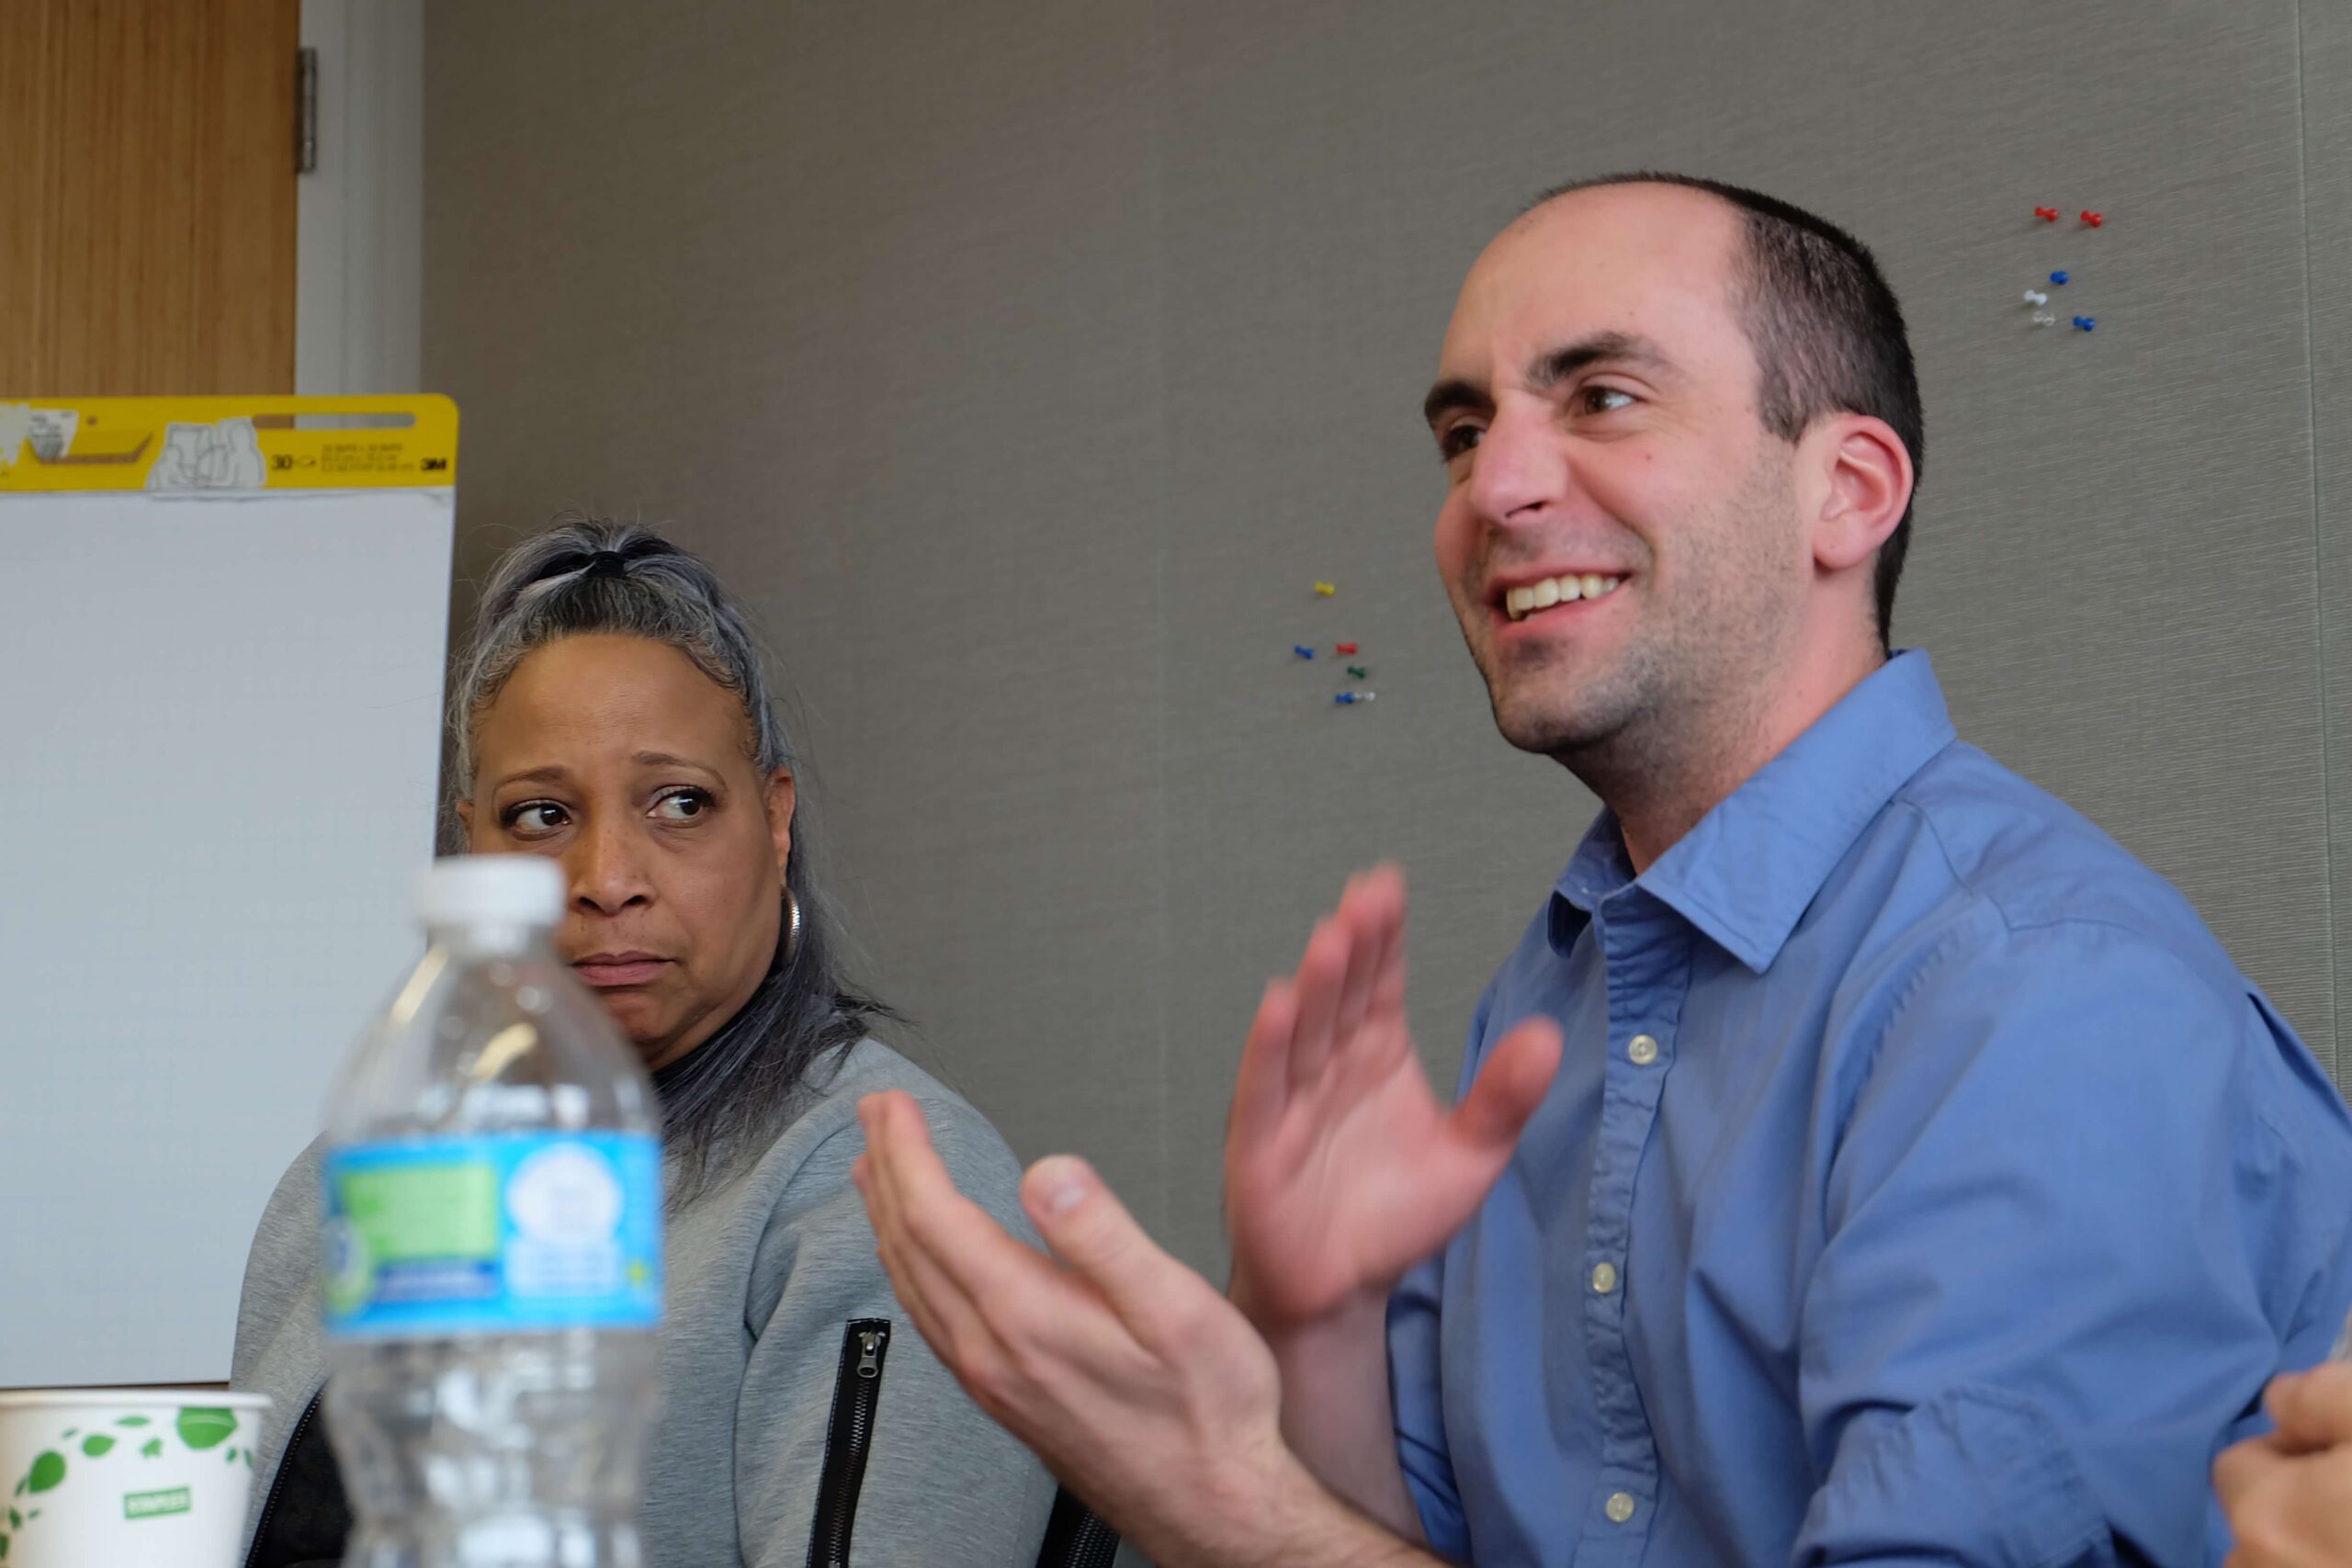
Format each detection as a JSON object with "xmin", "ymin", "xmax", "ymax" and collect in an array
[
  {"xmin": 1628, "ymin": 1034, "xmax": 1659, "ymax": 1066},
  {"xmin": 1606, "ymin": 1491, "xmax": 1637, "ymax": 1524},
  {"xmin": 1590, "ymin": 1261, "xmax": 1619, "ymax": 1295}
]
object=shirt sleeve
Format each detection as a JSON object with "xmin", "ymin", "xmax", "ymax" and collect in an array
[
  {"xmin": 1385, "ymin": 987, "xmax": 1496, "ymax": 1564},
  {"xmin": 732, "ymin": 1095, "xmax": 1058, "ymax": 1568},
  {"xmin": 1792, "ymin": 914, "xmax": 2349, "ymax": 1567}
]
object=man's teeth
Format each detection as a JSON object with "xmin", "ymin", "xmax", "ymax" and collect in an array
[{"xmin": 1506, "ymin": 573, "xmax": 1623, "ymax": 621}]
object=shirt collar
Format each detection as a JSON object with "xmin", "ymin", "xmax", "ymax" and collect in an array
[{"xmin": 1551, "ymin": 650, "xmax": 1958, "ymax": 973}]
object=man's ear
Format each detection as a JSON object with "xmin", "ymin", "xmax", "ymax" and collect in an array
[{"xmin": 1808, "ymin": 413, "xmax": 1913, "ymax": 573}]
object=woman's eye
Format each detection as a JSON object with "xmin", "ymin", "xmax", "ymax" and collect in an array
[
  {"xmin": 1579, "ymin": 386, "xmax": 1634, "ymax": 414},
  {"xmin": 504, "ymin": 801, "xmax": 568, "ymax": 834},
  {"xmin": 653, "ymin": 789, "xmax": 710, "ymax": 822},
  {"xmin": 1438, "ymin": 423, "xmax": 1485, "ymax": 462}
]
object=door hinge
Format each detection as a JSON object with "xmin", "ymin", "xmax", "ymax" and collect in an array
[{"xmin": 297, "ymin": 47, "xmax": 319, "ymax": 174}]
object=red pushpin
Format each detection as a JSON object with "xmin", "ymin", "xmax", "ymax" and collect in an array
[
  {"xmin": 1336, "ymin": 642, "xmax": 1358, "ymax": 655},
  {"xmin": 2033, "ymin": 207, "xmax": 2060, "ymax": 221},
  {"xmin": 2080, "ymin": 210, "xmax": 2104, "ymax": 227}
]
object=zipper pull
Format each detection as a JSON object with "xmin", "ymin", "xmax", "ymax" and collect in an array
[{"xmin": 856, "ymin": 1330, "xmax": 882, "ymax": 1379}]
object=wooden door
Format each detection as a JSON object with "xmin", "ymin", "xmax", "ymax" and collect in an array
[{"xmin": 0, "ymin": 0, "xmax": 300, "ymax": 395}]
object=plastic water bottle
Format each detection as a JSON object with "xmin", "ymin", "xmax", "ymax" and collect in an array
[{"xmin": 321, "ymin": 856, "xmax": 664, "ymax": 1566}]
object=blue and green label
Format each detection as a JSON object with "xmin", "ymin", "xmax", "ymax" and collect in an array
[{"xmin": 322, "ymin": 1132, "xmax": 662, "ymax": 1337}]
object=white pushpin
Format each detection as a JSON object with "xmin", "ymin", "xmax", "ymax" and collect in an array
[
  {"xmin": 2031, "ymin": 311, "xmax": 2058, "ymax": 327},
  {"xmin": 2024, "ymin": 289, "xmax": 2050, "ymax": 307}
]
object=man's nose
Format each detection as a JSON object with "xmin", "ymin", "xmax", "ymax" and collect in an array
[{"xmin": 1465, "ymin": 400, "xmax": 1573, "ymax": 526}]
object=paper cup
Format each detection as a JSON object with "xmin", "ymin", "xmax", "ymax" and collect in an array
[{"xmin": 0, "ymin": 1390, "xmax": 271, "ymax": 1568}]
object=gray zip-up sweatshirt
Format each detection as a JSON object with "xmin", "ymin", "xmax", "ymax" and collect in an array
[{"xmin": 231, "ymin": 1039, "xmax": 1057, "ymax": 1565}]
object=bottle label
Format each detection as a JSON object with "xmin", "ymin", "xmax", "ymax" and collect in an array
[{"xmin": 322, "ymin": 1132, "xmax": 663, "ymax": 1337}]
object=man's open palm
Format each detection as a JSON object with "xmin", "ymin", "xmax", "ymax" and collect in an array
[{"xmin": 1224, "ymin": 865, "xmax": 1563, "ymax": 1328}]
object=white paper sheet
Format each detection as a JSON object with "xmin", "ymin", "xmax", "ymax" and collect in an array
[{"xmin": 0, "ymin": 487, "xmax": 453, "ymax": 1385}]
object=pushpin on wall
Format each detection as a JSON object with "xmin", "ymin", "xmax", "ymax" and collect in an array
[
  {"xmin": 2024, "ymin": 289, "xmax": 2049, "ymax": 307},
  {"xmin": 1294, "ymin": 645, "xmax": 1315, "ymax": 659},
  {"xmin": 2032, "ymin": 312, "xmax": 2057, "ymax": 327},
  {"xmin": 2079, "ymin": 211, "xmax": 2103, "ymax": 227},
  {"xmin": 1334, "ymin": 691, "xmax": 1375, "ymax": 705},
  {"xmin": 1335, "ymin": 642, "xmax": 1358, "ymax": 655},
  {"xmin": 2033, "ymin": 207, "xmax": 2060, "ymax": 222},
  {"xmin": 1312, "ymin": 581, "xmax": 1337, "ymax": 597},
  {"xmin": 2050, "ymin": 271, "xmax": 2070, "ymax": 286},
  {"xmin": 2073, "ymin": 316, "xmax": 2096, "ymax": 332},
  {"xmin": 1346, "ymin": 664, "xmax": 1369, "ymax": 679}
]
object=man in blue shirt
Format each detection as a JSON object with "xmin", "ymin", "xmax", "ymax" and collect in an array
[{"xmin": 853, "ymin": 174, "xmax": 2352, "ymax": 1565}]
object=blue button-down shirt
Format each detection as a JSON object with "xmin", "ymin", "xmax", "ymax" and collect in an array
[{"xmin": 1388, "ymin": 652, "xmax": 2352, "ymax": 1566}]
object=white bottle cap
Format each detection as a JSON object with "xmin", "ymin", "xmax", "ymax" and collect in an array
[{"xmin": 417, "ymin": 854, "xmax": 564, "ymax": 931}]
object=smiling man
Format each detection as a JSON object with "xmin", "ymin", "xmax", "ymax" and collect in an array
[{"xmin": 854, "ymin": 175, "xmax": 2352, "ymax": 1566}]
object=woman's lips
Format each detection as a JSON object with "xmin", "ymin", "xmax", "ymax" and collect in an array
[{"xmin": 572, "ymin": 953, "xmax": 673, "ymax": 987}]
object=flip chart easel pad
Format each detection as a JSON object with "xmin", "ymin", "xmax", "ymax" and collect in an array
[{"xmin": 0, "ymin": 487, "xmax": 452, "ymax": 1385}]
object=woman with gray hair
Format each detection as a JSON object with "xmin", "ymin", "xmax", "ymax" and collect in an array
[{"xmin": 229, "ymin": 519, "xmax": 1058, "ymax": 1567}]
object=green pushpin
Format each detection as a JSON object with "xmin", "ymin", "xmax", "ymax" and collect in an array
[{"xmin": 1347, "ymin": 665, "xmax": 1368, "ymax": 679}]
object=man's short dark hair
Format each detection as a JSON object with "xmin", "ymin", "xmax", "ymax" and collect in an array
[{"xmin": 1525, "ymin": 174, "xmax": 1924, "ymax": 649}]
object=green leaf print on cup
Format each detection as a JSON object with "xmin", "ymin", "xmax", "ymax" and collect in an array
[
  {"xmin": 2, "ymin": 1446, "xmax": 66, "ymax": 1560},
  {"xmin": 174, "ymin": 1407, "xmax": 237, "ymax": 1451},
  {"xmin": 79, "ymin": 1436, "xmax": 112, "ymax": 1459},
  {"xmin": 140, "ymin": 1439, "xmax": 162, "ymax": 1459}
]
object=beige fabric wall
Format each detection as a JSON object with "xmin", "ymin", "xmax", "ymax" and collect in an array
[{"xmin": 424, "ymin": 0, "xmax": 2347, "ymax": 1277}]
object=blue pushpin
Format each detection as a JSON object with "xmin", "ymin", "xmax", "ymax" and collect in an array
[
  {"xmin": 2073, "ymin": 316, "xmax": 2096, "ymax": 332},
  {"xmin": 1294, "ymin": 645, "xmax": 1315, "ymax": 659},
  {"xmin": 2050, "ymin": 270, "xmax": 2070, "ymax": 285},
  {"xmin": 1334, "ymin": 691, "xmax": 1376, "ymax": 705}
]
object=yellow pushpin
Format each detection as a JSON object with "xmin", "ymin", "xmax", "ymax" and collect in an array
[{"xmin": 1313, "ymin": 581, "xmax": 1337, "ymax": 597}]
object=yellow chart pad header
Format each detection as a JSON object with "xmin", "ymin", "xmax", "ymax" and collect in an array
[{"xmin": 0, "ymin": 396, "xmax": 458, "ymax": 491}]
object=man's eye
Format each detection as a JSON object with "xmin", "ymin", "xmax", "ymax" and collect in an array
[
  {"xmin": 1438, "ymin": 423, "xmax": 1485, "ymax": 461},
  {"xmin": 653, "ymin": 789, "xmax": 710, "ymax": 822},
  {"xmin": 1580, "ymin": 386, "xmax": 1634, "ymax": 414},
  {"xmin": 505, "ymin": 801, "xmax": 568, "ymax": 834}
]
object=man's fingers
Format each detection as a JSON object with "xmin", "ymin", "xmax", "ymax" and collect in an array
[
  {"xmin": 1286, "ymin": 917, "xmax": 1350, "ymax": 1089},
  {"xmin": 1228, "ymin": 978, "xmax": 1299, "ymax": 1148},
  {"xmin": 2212, "ymin": 1430, "xmax": 2286, "ymax": 1512},
  {"xmin": 1283, "ymin": 868, "xmax": 1411, "ymax": 1095},
  {"xmin": 1326, "ymin": 873, "xmax": 1385, "ymax": 1052},
  {"xmin": 858, "ymin": 1092, "xmax": 1049, "ymax": 1334},
  {"xmin": 1023, "ymin": 1154, "xmax": 1220, "ymax": 1348},
  {"xmin": 854, "ymin": 1096, "xmax": 1015, "ymax": 1384},
  {"xmin": 2267, "ymin": 1365, "xmax": 2352, "ymax": 1453},
  {"xmin": 1364, "ymin": 863, "xmax": 1408, "ymax": 1014},
  {"xmin": 863, "ymin": 1092, "xmax": 1043, "ymax": 1304},
  {"xmin": 1449, "ymin": 1013, "xmax": 1564, "ymax": 1152}
]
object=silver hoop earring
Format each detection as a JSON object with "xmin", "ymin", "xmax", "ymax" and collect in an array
[{"xmin": 782, "ymin": 886, "xmax": 803, "ymax": 964}]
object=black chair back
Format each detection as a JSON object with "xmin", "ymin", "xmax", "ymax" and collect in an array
[{"xmin": 1034, "ymin": 1484, "xmax": 1121, "ymax": 1568}]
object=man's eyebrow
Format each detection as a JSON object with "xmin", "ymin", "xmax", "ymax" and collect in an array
[
  {"xmin": 1529, "ymin": 332, "xmax": 1674, "ymax": 390},
  {"xmin": 1423, "ymin": 331, "xmax": 1678, "ymax": 431},
  {"xmin": 1422, "ymin": 378, "xmax": 1488, "ymax": 432}
]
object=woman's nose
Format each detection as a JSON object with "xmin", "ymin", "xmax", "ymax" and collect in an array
[{"xmin": 568, "ymin": 819, "xmax": 653, "ymax": 913}]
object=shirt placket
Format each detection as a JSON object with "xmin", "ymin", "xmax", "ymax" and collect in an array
[{"xmin": 1577, "ymin": 890, "xmax": 1690, "ymax": 1564}]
